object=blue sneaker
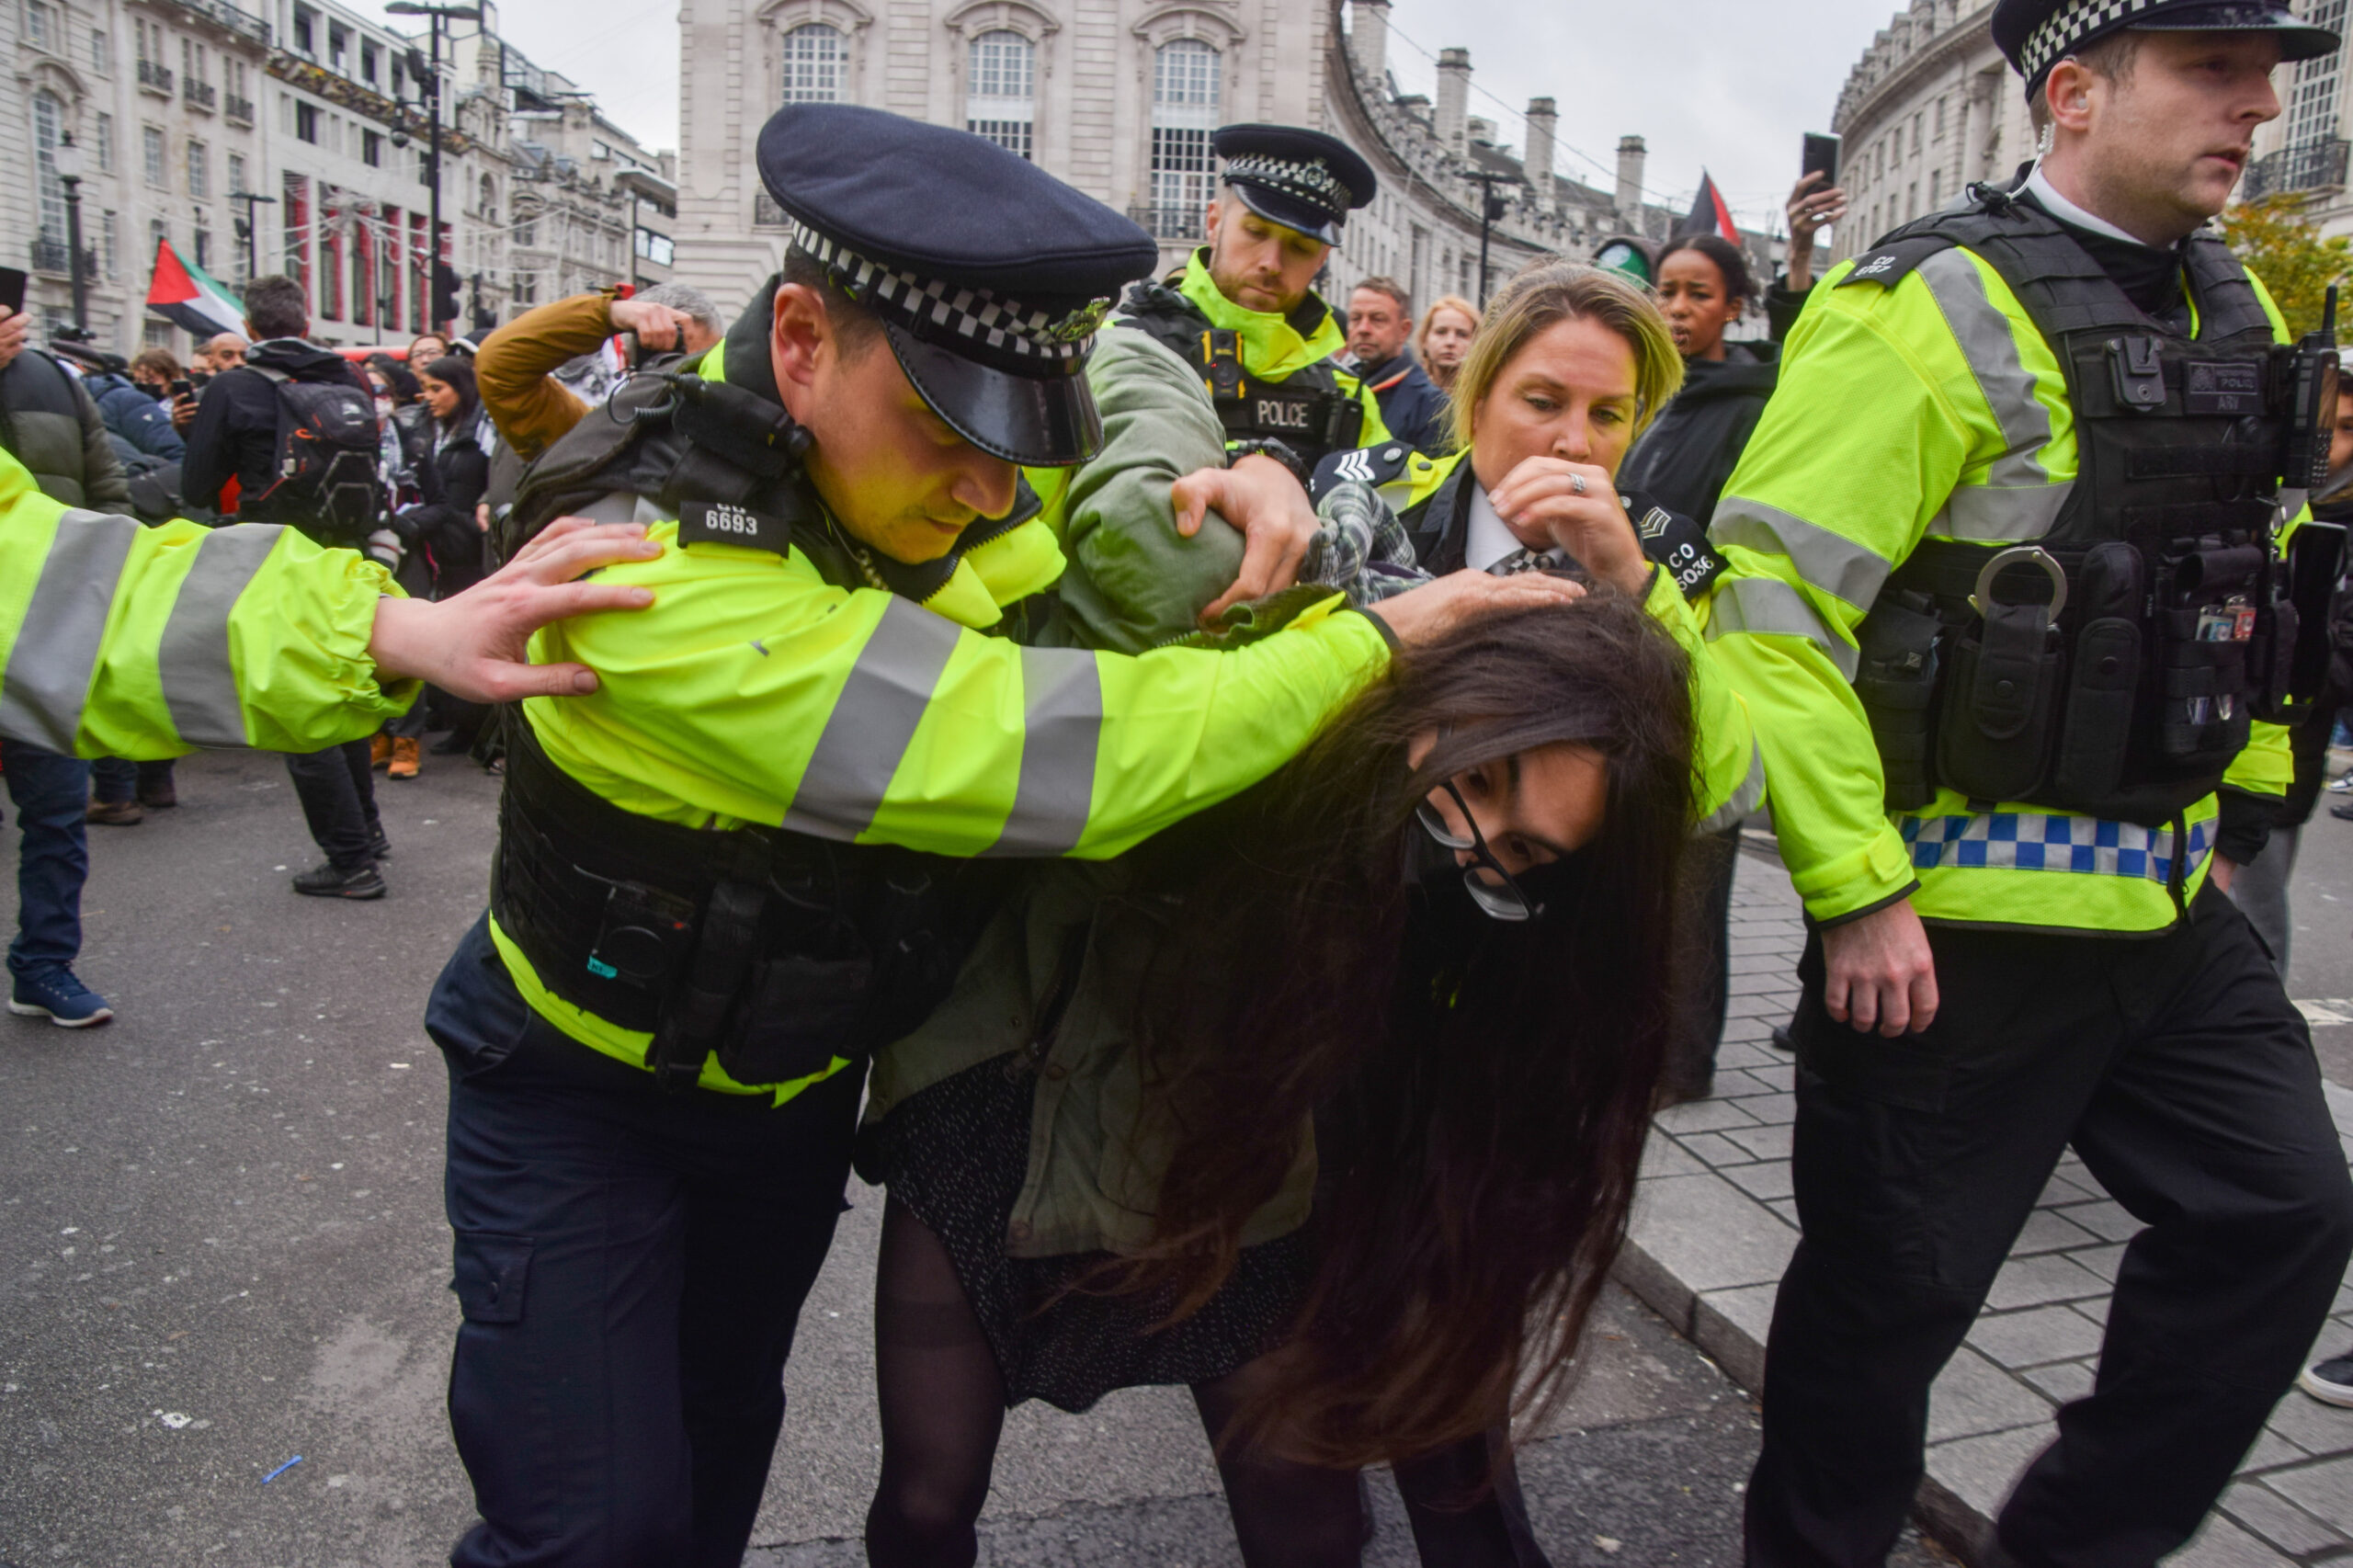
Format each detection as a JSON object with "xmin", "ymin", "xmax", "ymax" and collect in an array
[{"xmin": 8, "ymin": 969, "xmax": 114, "ymax": 1028}]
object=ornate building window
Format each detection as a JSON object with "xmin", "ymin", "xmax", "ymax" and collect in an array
[
  {"xmin": 780, "ymin": 23, "xmax": 844, "ymax": 103},
  {"xmin": 32, "ymin": 89, "xmax": 68, "ymax": 249},
  {"xmin": 2286, "ymin": 0, "xmax": 2348, "ymax": 152},
  {"xmin": 1149, "ymin": 39, "xmax": 1220, "ymax": 236},
  {"xmin": 966, "ymin": 29, "xmax": 1034, "ymax": 160}
]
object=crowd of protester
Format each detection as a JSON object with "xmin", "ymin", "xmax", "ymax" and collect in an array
[{"xmin": 10, "ymin": 39, "xmax": 2353, "ymax": 1563}]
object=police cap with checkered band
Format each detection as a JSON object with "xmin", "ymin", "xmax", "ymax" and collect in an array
[
  {"xmin": 1212, "ymin": 123, "xmax": 1378, "ymax": 246},
  {"xmin": 1993, "ymin": 0, "xmax": 2337, "ymax": 101},
  {"xmin": 756, "ymin": 103, "xmax": 1160, "ymax": 467}
]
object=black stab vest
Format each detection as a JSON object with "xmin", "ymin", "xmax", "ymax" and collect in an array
[{"xmin": 1846, "ymin": 192, "xmax": 2304, "ymax": 827}]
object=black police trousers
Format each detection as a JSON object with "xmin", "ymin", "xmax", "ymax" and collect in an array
[
  {"xmin": 1745, "ymin": 882, "xmax": 2353, "ymax": 1568},
  {"xmin": 426, "ymin": 916, "xmax": 859, "ymax": 1568}
]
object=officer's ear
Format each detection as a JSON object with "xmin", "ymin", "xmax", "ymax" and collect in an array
[
  {"xmin": 769, "ymin": 282, "xmax": 834, "ymax": 394},
  {"xmin": 2043, "ymin": 58, "xmax": 2102, "ymax": 137}
]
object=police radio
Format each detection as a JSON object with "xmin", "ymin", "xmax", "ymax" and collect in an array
[
  {"xmin": 2281, "ymin": 285, "xmax": 2339, "ymax": 508},
  {"xmin": 2256, "ymin": 285, "xmax": 2345, "ymax": 722}
]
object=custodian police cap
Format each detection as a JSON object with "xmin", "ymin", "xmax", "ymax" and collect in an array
[
  {"xmin": 1212, "ymin": 123, "xmax": 1378, "ymax": 247},
  {"xmin": 756, "ymin": 103, "xmax": 1160, "ymax": 467},
  {"xmin": 1994, "ymin": 0, "xmax": 2339, "ymax": 99}
]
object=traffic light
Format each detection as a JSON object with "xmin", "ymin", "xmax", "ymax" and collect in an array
[
  {"xmin": 1484, "ymin": 192, "xmax": 1509, "ymax": 223},
  {"xmin": 433, "ymin": 260, "xmax": 462, "ymax": 325}
]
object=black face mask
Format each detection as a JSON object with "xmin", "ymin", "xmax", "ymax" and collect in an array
[{"xmin": 1402, "ymin": 831, "xmax": 1580, "ymax": 934}]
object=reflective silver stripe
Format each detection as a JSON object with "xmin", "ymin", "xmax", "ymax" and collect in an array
[
  {"xmin": 1937, "ymin": 481, "xmax": 2073, "ymax": 543},
  {"xmin": 1704, "ymin": 576, "xmax": 1859, "ymax": 678},
  {"xmin": 1711, "ymin": 498, "xmax": 1893, "ymax": 610},
  {"xmin": 567, "ymin": 490, "xmax": 665, "ymax": 525},
  {"xmin": 983, "ymin": 645, "xmax": 1104, "ymax": 856},
  {"xmin": 0, "ymin": 508, "xmax": 141, "ymax": 753},
  {"xmin": 1696, "ymin": 740, "xmax": 1767, "ymax": 836},
  {"xmin": 779, "ymin": 595, "xmax": 961, "ymax": 842},
  {"xmin": 1915, "ymin": 248, "xmax": 2076, "ymax": 537},
  {"xmin": 157, "ymin": 525, "xmax": 284, "ymax": 747}
]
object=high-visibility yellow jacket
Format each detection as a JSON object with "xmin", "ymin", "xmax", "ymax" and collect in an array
[
  {"xmin": 1703, "ymin": 243, "xmax": 2294, "ymax": 934},
  {"xmin": 0, "ymin": 451, "xmax": 413, "ymax": 757}
]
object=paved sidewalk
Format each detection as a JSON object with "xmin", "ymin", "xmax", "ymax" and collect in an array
[{"xmin": 1614, "ymin": 845, "xmax": 2353, "ymax": 1567}]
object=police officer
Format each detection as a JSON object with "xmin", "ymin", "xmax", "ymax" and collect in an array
[
  {"xmin": 427, "ymin": 103, "xmax": 1563, "ymax": 1568},
  {"xmin": 1702, "ymin": 2, "xmax": 2353, "ymax": 1563},
  {"xmin": 1120, "ymin": 122, "xmax": 1391, "ymax": 472}
]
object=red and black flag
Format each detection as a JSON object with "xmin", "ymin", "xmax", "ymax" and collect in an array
[{"xmin": 1678, "ymin": 173, "xmax": 1742, "ymax": 245}]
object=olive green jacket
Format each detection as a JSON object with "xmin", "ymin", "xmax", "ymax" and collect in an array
[
  {"xmin": 1028, "ymin": 319, "xmax": 1245, "ymax": 654},
  {"xmin": 867, "ymin": 322, "xmax": 1324, "ymax": 1260}
]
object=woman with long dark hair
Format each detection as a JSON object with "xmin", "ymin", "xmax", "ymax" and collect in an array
[{"xmin": 857, "ymin": 590, "xmax": 1699, "ymax": 1567}]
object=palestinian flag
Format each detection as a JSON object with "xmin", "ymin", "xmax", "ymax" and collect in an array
[
  {"xmin": 145, "ymin": 241, "xmax": 244, "ymax": 339},
  {"xmin": 1677, "ymin": 173, "xmax": 1742, "ymax": 245}
]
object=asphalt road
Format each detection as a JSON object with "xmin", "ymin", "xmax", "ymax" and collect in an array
[{"xmin": 0, "ymin": 747, "xmax": 1951, "ymax": 1565}]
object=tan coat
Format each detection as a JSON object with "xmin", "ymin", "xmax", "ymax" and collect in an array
[{"xmin": 474, "ymin": 290, "xmax": 614, "ymax": 461}]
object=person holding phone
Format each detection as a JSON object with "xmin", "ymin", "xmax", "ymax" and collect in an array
[{"xmin": 1767, "ymin": 138, "xmax": 1850, "ymax": 341}]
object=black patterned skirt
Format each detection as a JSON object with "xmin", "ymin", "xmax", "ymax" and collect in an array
[{"xmin": 859, "ymin": 1054, "xmax": 1314, "ymax": 1413}]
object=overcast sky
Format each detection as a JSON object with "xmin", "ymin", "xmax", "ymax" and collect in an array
[{"xmin": 365, "ymin": 0, "xmax": 1935, "ymax": 236}]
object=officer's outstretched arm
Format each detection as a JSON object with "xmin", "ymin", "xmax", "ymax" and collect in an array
[
  {"xmin": 0, "ymin": 449, "xmax": 656, "ymax": 758},
  {"xmin": 369, "ymin": 517, "xmax": 665, "ymax": 701},
  {"xmin": 528, "ymin": 545, "xmax": 1575, "ymax": 860}
]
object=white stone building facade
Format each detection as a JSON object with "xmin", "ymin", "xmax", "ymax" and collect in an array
[
  {"xmin": 1828, "ymin": 0, "xmax": 2353, "ymax": 258},
  {"xmin": 3, "ymin": 0, "xmax": 674, "ymax": 360},
  {"xmin": 2245, "ymin": 0, "xmax": 2353, "ymax": 232},
  {"xmin": 671, "ymin": 0, "xmax": 1707, "ymax": 325},
  {"xmin": 1827, "ymin": 0, "xmax": 2029, "ymax": 267}
]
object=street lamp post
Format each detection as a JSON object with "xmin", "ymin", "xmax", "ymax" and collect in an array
[
  {"xmin": 1465, "ymin": 169, "xmax": 1514, "ymax": 312},
  {"xmin": 51, "ymin": 133, "xmax": 88, "ymax": 340},
  {"xmin": 386, "ymin": 1, "xmax": 481, "ymax": 333},
  {"xmin": 231, "ymin": 188, "xmax": 278, "ymax": 287}
]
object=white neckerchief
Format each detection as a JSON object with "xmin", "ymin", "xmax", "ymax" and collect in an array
[
  {"xmin": 2025, "ymin": 169, "xmax": 2162, "ymax": 250},
  {"xmin": 1465, "ymin": 482, "xmax": 1537, "ymax": 572}
]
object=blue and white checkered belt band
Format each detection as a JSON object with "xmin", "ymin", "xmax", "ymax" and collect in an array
[{"xmin": 1897, "ymin": 812, "xmax": 2214, "ymax": 883}]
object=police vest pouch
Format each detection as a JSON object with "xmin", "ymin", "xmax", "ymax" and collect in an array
[
  {"xmin": 2051, "ymin": 543, "xmax": 2143, "ymax": 804},
  {"xmin": 636, "ymin": 837, "xmax": 781, "ymax": 1087},
  {"xmin": 1937, "ymin": 598, "xmax": 2062, "ymax": 803},
  {"xmin": 1853, "ymin": 589, "xmax": 1944, "ymax": 812},
  {"xmin": 2155, "ymin": 542, "xmax": 2262, "ymax": 767},
  {"xmin": 717, "ymin": 955, "xmax": 872, "ymax": 1086}
]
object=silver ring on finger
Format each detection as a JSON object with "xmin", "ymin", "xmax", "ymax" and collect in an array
[{"xmin": 1569, "ymin": 473, "xmax": 1587, "ymax": 495}]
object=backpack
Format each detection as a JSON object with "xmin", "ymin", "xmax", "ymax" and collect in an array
[{"xmin": 249, "ymin": 364, "xmax": 385, "ymax": 544}]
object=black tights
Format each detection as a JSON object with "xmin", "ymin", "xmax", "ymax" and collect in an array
[{"xmin": 862, "ymin": 1198, "xmax": 1552, "ymax": 1568}]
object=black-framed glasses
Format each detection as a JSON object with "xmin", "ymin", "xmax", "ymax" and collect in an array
[{"xmin": 1415, "ymin": 778, "xmax": 1545, "ymax": 922}]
